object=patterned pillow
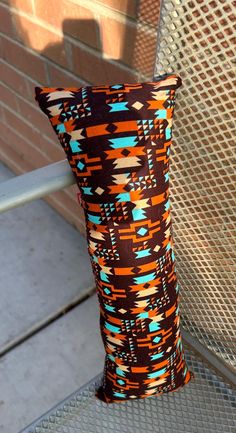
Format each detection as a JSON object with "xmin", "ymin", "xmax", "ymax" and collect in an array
[{"xmin": 35, "ymin": 73, "xmax": 194, "ymax": 404}]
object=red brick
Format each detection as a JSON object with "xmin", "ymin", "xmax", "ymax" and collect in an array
[
  {"xmin": 50, "ymin": 188, "xmax": 81, "ymax": 216},
  {"xmin": 66, "ymin": 183, "xmax": 80, "ymax": 201},
  {"xmin": 0, "ymin": 83, "xmax": 19, "ymax": 112},
  {"xmin": 10, "ymin": 0, "xmax": 34, "ymax": 14},
  {"xmin": 1, "ymin": 61, "xmax": 29, "ymax": 99},
  {"xmin": 48, "ymin": 63, "xmax": 87, "ymax": 87},
  {"xmin": 0, "ymin": 136, "xmax": 33, "ymax": 175},
  {"xmin": 1, "ymin": 35, "xmax": 48, "ymax": 83},
  {"xmin": 96, "ymin": 0, "xmax": 138, "ymax": 18},
  {"xmin": 1, "ymin": 106, "xmax": 64, "ymax": 162},
  {"xmin": 16, "ymin": 96, "xmax": 56, "ymax": 141},
  {"xmin": 0, "ymin": 3, "xmax": 16, "ymax": 38},
  {"xmin": 72, "ymin": 43, "xmax": 137, "ymax": 85},
  {"xmin": 13, "ymin": 14, "xmax": 68, "ymax": 69},
  {"xmin": 99, "ymin": 15, "xmax": 137, "ymax": 66},
  {"xmin": 34, "ymin": 0, "xmax": 100, "ymax": 50},
  {"xmin": 44, "ymin": 193, "xmax": 86, "ymax": 235},
  {"xmin": 0, "ymin": 119, "xmax": 50, "ymax": 168}
]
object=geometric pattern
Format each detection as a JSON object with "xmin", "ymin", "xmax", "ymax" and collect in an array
[{"xmin": 35, "ymin": 72, "xmax": 194, "ymax": 403}]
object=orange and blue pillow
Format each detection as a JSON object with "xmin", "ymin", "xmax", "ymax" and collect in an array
[{"xmin": 35, "ymin": 73, "xmax": 194, "ymax": 403}]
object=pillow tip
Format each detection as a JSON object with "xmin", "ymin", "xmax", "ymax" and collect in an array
[
  {"xmin": 153, "ymin": 72, "xmax": 182, "ymax": 89},
  {"xmin": 176, "ymin": 74, "xmax": 183, "ymax": 88},
  {"xmin": 34, "ymin": 86, "xmax": 42, "ymax": 101}
]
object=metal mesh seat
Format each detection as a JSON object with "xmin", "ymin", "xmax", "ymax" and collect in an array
[
  {"xmin": 154, "ymin": 0, "xmax": 236, "ymax": 372},
  {"xmin": 18, "ymin": 0, "xmax": 236, "ymax": 431},
  {"xmin": 19, "ymin": 344, "xmax": 235, "ymax": 433}
]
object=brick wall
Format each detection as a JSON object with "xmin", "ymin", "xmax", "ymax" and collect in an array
[{"xmin": 0, "ymin": 0, "xmax": 160, "ymax": 234}]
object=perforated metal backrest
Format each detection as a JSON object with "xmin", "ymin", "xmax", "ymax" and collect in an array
[{"xmin": 154, "ymin": 0, "xmax": 236, "ymax": 370}]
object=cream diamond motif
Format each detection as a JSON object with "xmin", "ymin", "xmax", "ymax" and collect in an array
[
  {"xmin": 95, "ymin": 187, "xmax": 105, "ymax": 195},
  {"xmin": 119, "ymin": 309, "xmax": 127, "ymax": 314},
  {"xmin": 132, "ymin": 101, "xmax": 144, "ymax": 110}
]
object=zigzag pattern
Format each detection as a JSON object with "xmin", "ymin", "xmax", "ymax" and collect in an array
[{"xmin": 35, "ymin": 73, "xmax": 194, "ymax": 404}]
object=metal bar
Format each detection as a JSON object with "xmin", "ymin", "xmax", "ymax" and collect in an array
[
  {"xmin": 0, "ymin": 159, "xmax": 75, "ymax": 214},
  {"xmin": 182, "ymin": 328, "xmax": 236, "ymax": 387}
]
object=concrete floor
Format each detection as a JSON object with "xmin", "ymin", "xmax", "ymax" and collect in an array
[{"xmin": 0, "ymin": 162, "xmax": 105, "ymax": 433}]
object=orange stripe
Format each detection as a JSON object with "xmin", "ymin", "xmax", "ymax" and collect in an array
[
  {"xmin": 64, "ymin": 119, "xmax": 76, "ymax": 132},
  {"xmin": 114, "ymin": 120, "xmax": 138, "ymax": 133},
  {"xmin": 147, "ymin": 100, "xmax": 165, "ymax": 109},
  {"xmin": 104, "ymin": 146, "xmax": 145, "ymax": 159},
  {"xmin": 129, "ymin": 190, "xmax": 143, "ymax": 201},
  {"xmin": 86, "ymin": 124, "xmax": 109, "ymax": 137},
  {"xmin": 114, "ymin": 260, "xmax": 160, "ymax": 275},
  {"xmin": 86, "ymin": 203, "xmax": 101, "ymax": 212},
  {"xmin": 41, "ymin": 87, "xmax": 80, "ymax": 93},
  {"xmin": 50, "ymin": 116, "xmax": 60, "ymax": 126},
  {"xmin": 151, "ymin": 192, "xmax": 166, "ymax": 205},
  {"xmin": 108, "ymin": 184, "xmax": 129, "ymax": 194},
  {"xmin": 129, "ymin": 277, "xmax": 162, "ymax": 292},
  {"xmin": 165, "ymin": 303, "xmax": 176, "ymax": 318},
  {"xmin": 86, "ymin": 120, "xmax": 138, "ymax": 137},
  {"xmin": 152, "ymin": 359, "xmax": 169, "ymax": 369},
  {"xmin": 131, "ymin": 366, "xmax": 149, "ymax": 373}
]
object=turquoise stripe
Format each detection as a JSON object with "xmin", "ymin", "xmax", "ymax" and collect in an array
[
  {"xmin": 137, "ymin": 312, "xmax": 149, "ymax": 319},
  {"xmin": 104, "ymin": 287, "xmax": 111, "ymax": 294},
  {"xmin": 151, "ymin": 351, "xmax": 164, "ymax": 360},
  {"xmin": 166, "ymin": 242, "xmax": 171, "ymax": 251},
  {"xmin": 87, "ymin": 214, "xmax": 101, "ymax": 224},
  {"xmin": 116, "ymin": 367, "xmax": 125, "ymax": 377},
  {"xmin": 108, "ymin": 354, "xmax": 115, "ymax": 362},
  {"xmin": 109, "ymin": 136, "xmax": 137, "ymax": 148},
  {"xmin": 135, "ymin": 248, "xmax": 151, "ymax": 258},
  {"xmin": 108, "ymin": 102, "xmax": 129, "ymax": 112},
  {"xmin": 133, "ymin": 272, "xmax": 156, "ymax": 284},
  {"xmin": 113, "ymin": 392, "xmax": 126, "ymax": 398},
  {"xmin": 148, "ymin": 367, "xmax": 166, "ymax": 379},
  {"xmin": 111, "ymin": 84, "xmax": 123, "ymax": 89},
  {"xmin": 165, "ymin": 128, "xmax": 171, "ymax": 139},
  {"xmin": 132, "ymin": 208, "xmax": 146, "ymax": 221},
  {"xmin": 81, "ymin": 187, "xmax": 93, "ymax": 195},
  {"xmin": 100, "ymin": 271, "xmax": 109, "ymax": 282},
  {"xmin": 105, "ymin": 322, "xmax": 121, "ymax": 333},
  {"xmin": 116, "ymin": 192, "xmax": 131, "ymax": 202},
  {"xmin": 70, "ymin": 140, "xmax": 82, "ymax": 153},
  {"xmin": 149, "ymin": 321, "xmax": 161, "ymax": 332},
  {"xmin": 164, "ymin": 172, "xmax": 169, "ymax": 182},
  {"xmin": 155, "ymin": 109, "xmax": 167, "ymax": 119},
  {"xmin": 57, "ymin": 124, "xmax": 66, "ymax": 133},
  {"xmin": 165, "ymin": 199, "xmax": 170, "ymax": 211},
  {"xmin": 104, "ymin": 304, "xmax": 115, "ymax": 312}
]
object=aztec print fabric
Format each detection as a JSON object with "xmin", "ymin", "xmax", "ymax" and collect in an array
[{"xmin": 35, "ymin": 73, "xmax": 194, "ymax": 403}]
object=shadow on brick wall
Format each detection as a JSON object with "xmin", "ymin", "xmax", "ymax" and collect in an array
[{"xmin": 5, "ymin": 0, "xmax": 160, "ymax": 87}]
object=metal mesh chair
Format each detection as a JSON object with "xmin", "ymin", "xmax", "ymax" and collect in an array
[{"xmin": 5, "ymin": 0, "xmax": 236, "ymax": 431}]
